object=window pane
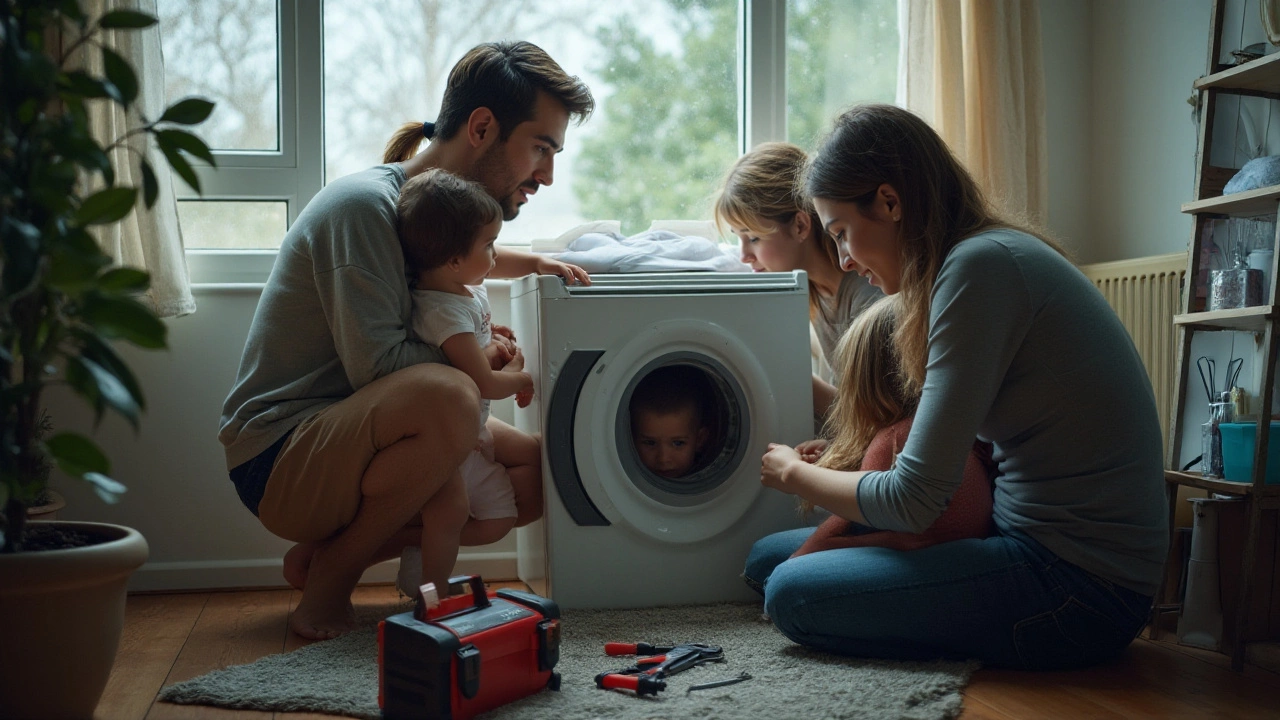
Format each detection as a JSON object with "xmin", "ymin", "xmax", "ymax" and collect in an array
[
  {"xmin": 786, "ymin": 0, "xmax": 898, "ymax": 151},
  {"xmin": 323, "ymin": 0, "xmax": 738, "ymax": 240},
  {"xmin": 158, "ymin": 0, "xmax": 279, "ymax": 151},
  {"xmin": 178, "ymin": 201, "xmax": 288, "ymax": 249}
]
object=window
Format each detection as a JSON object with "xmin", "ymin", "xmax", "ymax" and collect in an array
[
  {"xmin": 158, "ymin": 1, "xmax": 898, "ymax": 273},
  {"xmin": 786, "ymin": 0, "xmax": 898, "ymax": 151}
]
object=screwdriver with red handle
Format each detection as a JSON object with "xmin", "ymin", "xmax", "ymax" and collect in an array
[{"xmin": 604, "ymin": 642, "xmax": 674, "ymax": 656}]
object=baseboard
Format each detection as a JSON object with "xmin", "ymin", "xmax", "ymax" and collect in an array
[{"xmin": 127, "ymin": 551, "xmax": 519, "ymax": 592}]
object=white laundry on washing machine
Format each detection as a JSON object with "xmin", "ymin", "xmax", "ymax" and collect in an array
[{"xmin": 511, "ymin": 271, "xmax": 813, "ymax": 608}]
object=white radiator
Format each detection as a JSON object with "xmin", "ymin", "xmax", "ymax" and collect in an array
[{"xmin": 1081, "ymin": 252, "xmax": 1188, "ymax": 444}]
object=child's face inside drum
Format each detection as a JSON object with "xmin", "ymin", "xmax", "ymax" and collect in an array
[{"xmin": 632, "ymin": 405, "xmax": 708, "ymax": 479}]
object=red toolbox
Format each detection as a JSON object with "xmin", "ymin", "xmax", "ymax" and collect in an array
[{"xmin": 378, "ymin": 575, "xmax": 561, "ymax": 720}]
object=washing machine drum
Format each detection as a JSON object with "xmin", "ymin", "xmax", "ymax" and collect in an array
[{"xmin": 543, "ymin": 319, "xmax": 778, "ymax": 545}]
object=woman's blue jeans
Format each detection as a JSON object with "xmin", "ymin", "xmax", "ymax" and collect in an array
[{"xmin": 743, "ymin": 527, "xmax": 1153, "ymax": 670}]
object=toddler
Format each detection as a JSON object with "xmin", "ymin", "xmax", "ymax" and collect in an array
[
  {"xmin": 630, "ymin": 365, "xmax": 712, "ymax": 479},
  {"xmin": 790, "ymin": 296, "xmax": 994, "ymax": 557},
  {"xmin": 393, "ymin": 168, "xmax": 577, "ymax": 597}
]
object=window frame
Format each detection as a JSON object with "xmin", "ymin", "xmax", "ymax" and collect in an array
[{"xmin": 182, "ymin": 0, "xmax": 788, "ymax": 284}]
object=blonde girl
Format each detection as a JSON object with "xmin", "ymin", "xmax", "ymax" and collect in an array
[{"xmin": 714, "ymin": 142, "xmax": 881, "ymax": 419}]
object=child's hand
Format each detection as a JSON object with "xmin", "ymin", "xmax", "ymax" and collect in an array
[
  {"xmin": 535, "ymin": 257, "xmax": 591, "ymax": 286},
  {"xmin": 492, "ymin": 324, "xmax": 517, "ymax": 346},
  {"xmin": 484, "ymin": 337, "xmax": 515, "ymax": 370},
  {"xmin": 514, "ymin": 372, "xmax": 534, "ymax": 408},
  {"xmin": 761, "ymin": 443, "xmax": 803, "ymax": 494},
  {"xmin": 795, "ymin": 438, "xmax": 829, "ymax": 463},
  {"xmin": 503, "ymin": 348, "xmax": 526, "ymax": 373}
]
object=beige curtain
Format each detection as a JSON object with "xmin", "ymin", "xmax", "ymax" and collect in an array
[
  {"xmin": 897, "ymin": 0, "xmax": 1047, "ymax": 223},
  {"xmin": 81, "ymin": 0, "xmax": 196, "ymax": 318}
]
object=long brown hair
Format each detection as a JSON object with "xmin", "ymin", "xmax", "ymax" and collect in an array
[
  {"xmin": 383, "ymin": 41, "xmax": 595, "ymax": 164},
  {"xmin": 817, "ymin": 295, "xmax": 915, "ymax": 474},
  {"xmin": 713, "ymin": 142, "xmax": 840, "ymax": 318},
  {"xmin": 804, "ymin": 104, "xmax": 1066, "ymax": 391}
]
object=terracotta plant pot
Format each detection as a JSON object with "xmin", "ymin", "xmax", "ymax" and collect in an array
[{"xmin": 0, "ymin": 521, "xmax": 149, "ymax": 720}]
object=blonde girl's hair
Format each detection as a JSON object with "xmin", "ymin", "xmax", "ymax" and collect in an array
[
  {"xmin": 396, "ymin": 168, "xmax": 502, "ymax": 274},
  {"xmin": 713, "ymin": 142, "xmax": 841, "ymax": 318},
  {"xmin": 804, "ymin": 104, "xmax": 1069, "ymax": 391},
  {"xmin": 382, "ymin": 40, "xmax": 595, "ymax": 164},
  {"xmin": 816, "ymin": 295, "xmax": 916, "ymax": 475}
]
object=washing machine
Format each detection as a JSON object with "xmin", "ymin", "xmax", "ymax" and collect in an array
[{"xmin": 511, "ymin": 271, "xmax": 813, "ymax": 608}]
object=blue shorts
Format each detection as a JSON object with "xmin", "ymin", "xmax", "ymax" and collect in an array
[{"xmin": 228, "ymin": 430, "xmax": 293, "ymax": 517}]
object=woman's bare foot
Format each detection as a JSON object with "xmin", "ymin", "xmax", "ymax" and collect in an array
[{"xmin": 282, "ymin": 542, "xmax": 318, "ymax": 590}]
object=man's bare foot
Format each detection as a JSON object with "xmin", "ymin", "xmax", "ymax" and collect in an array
[
  {"xmin": 288, "ymin": 593, "xmax": 357, "ymax": 641},
  {"xmin": 282, "ymin": 542, "xmax": 319, "ymax": 590}
]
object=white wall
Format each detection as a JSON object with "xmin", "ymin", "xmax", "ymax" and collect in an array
[
  {"xmin": 1040, "ymin": 0, "xmax": 1093, "ymax": 257},
  {"xmin": 1085, "ymin": 0, "xmax": 1209, "ymax": 264}
]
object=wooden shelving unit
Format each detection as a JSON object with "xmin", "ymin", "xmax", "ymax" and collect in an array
[{"xmin": 1160, "ymin": 0, "xmax": 1280, "ymax": 672}]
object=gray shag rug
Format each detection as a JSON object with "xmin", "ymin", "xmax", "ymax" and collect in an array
[{"xmin": 160, "ymin": 602, "xmax": 978, "ymax": 720}]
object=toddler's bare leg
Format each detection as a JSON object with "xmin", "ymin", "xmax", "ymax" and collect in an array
[
  {"xmin": 461, "ymin": 516, "xmax": 518, "ymax": 547},
  {"xmin": 489, "ymin": 418, "xmax": 542, "ymax": 526}
]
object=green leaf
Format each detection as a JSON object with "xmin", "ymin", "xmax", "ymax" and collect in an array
[
  {"xmin": 155, "ymin": 129, "xmax": 216, "ymax": 167},
  {"xmin": 140, "ymin": 160, "xmax": 159, "ymax": 208},
  {"xmin": 81, "ymin": 295, "xmax": 167, "ymax": 349},
  {"xmin": 75, "ymin": 187, "xmax": 138, "ymax": 226},
  {"xmin": 60, "ymin": 71, "xmax": 114, "ymax": 100},
  {"xmin": 97, "ymin": 267, "xmax": 151, "ymax": 293},
  {"xmin": 65, "ymin": 355, "xmax": 107, "ymax": 424},
  {"xmin": 101, "ymin": 47, "xmax": 138, "ymax": 107},
  {"xmin": 47, "ymin": 432, "xmax": 111, "ymax": 476},
  {"xmin": 98, "ymin": 10, "xmax": 158, "ymax": 29},
  {"xmin": 74, "ymin": 329, "xmax": 146, "ymax": 409},
  {"xmin": 158, "ymin": 143, "xmax": 201, "ymax": 194},
  {"xmin": 1, "ymin": 218, "xmax": 42, "ymax": 295},
  {"xmin": 58, "ymin": 0, "xmax": 88, "ymax": 23},
  {"xmin": 48, "ymin": 247, "xmax": 108, "ymax": 292},
  {"xmin": 84, "ymin": 472, "xmax": 127, "ymax": 504},
  {"xmin": 158, "ymin": 97, "xmax": 215, "ymax": 125},
  {"xmin": 67, "ymin": 355, "xmax": 141, "ymax": 427}
]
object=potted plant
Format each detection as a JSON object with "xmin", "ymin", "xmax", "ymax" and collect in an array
[{"xmin": 0, "ymin": 2, "xmax": 214, "ymax": 717}]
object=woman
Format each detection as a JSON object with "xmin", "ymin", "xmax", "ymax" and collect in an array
[
  {"xmin": 745, "ymin": 104, "xmax": 1166, "ymax": 670},
  {"xmin": 715, "ymin": 142, "xmax": 882, "ymax": 421}
]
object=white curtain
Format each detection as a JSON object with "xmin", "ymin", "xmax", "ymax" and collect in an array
[
  {"xmin": 897, "ymin": 0, "xmax": 1047, "ymax": 223},
  {"xmin": 81, "ymin": 0, "xmax": 196, "ymax": 318}
]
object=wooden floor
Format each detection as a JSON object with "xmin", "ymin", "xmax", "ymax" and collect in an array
[{"xmin": 99, "ymin": 584, "xmax": 1280, "ymax": 720}]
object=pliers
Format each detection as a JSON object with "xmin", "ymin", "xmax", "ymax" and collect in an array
[{"xmin": 595, "ymin": 642, "xmax": 725, "ymax": 696}]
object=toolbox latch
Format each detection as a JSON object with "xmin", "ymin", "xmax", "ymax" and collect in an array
[
  {"xmin": 456, "ymin": 644, "xmax": 481, "ymax": 699},
  {"xmin": 537, "ymin": 618, "xmax": 561, "ymax": 671}
]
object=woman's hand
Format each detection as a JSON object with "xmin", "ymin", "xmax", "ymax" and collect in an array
[
  {"xmin": 761, "ymin": 443, "xmax": 805, "ymax": 494},
  {"xmin": 535, "ymin": 257, "xmax": 591, "ymax": 286},
  {"xmin": 795, "ymin": 438, "xmax": 829, "ymax": 463}
]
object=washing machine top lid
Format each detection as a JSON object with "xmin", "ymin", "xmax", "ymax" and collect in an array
[{"xmin": 511, "ymin": 271, "xmax": 807, "ymax": 298}]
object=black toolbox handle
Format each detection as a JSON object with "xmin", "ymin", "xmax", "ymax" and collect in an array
[{"xmin": 447, "ymin": 575, "xmax": 491, "ymax": 610}]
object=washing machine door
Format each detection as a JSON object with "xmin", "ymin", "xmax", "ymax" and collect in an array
[{"xmin": 546, "ymin": 318, "xmax": 778, "ymax": 544}]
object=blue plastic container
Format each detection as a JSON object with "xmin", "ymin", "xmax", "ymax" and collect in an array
[{"xmin": 1217, "ymin": 421, "xmax": 1280, "ymax": 484}]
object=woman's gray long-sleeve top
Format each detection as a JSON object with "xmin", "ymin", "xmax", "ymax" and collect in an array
[{"xmin": 856, "ymin": 229, "xmax": 1168, "ymax": 596}]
